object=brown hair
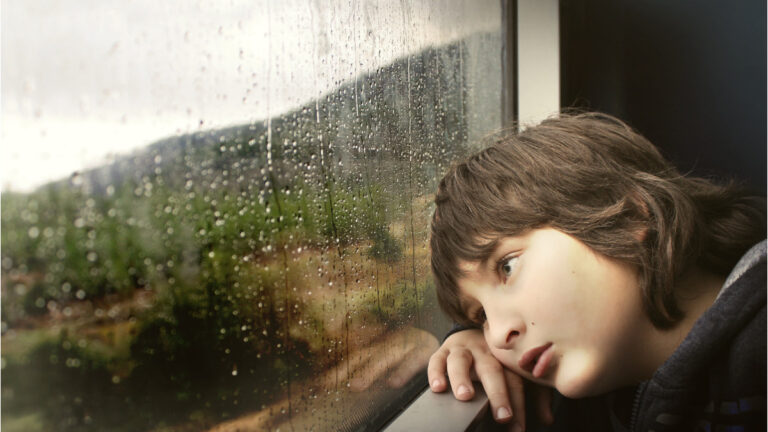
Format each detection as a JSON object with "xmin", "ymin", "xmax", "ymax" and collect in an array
[{"xmin": 431, "ymin": 112, "xmax": 766, "ymax": 328}]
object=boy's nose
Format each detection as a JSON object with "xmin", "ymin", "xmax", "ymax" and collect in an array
[{"xmin": 486, "ymin": 313, "xmax": 525, "ymax": 350}]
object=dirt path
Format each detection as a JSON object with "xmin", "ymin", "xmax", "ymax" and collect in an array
[{"xmin": 206, "ymin": 326, "xmax": 438, "ymax": 432}]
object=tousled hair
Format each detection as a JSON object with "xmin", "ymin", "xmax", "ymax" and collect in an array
[{"xmin": 431, "ymin": 112, "xmax": 766, "ymax": 328}]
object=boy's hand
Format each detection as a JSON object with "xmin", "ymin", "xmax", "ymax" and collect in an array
[{"xmin": 427, "ymin": 329, "xmax": 553, "ymax": 430}]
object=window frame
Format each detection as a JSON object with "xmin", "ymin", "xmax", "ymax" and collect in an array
[{"xmin": 379, "ymin": 0, "xmax": 563, "ymax": 428}]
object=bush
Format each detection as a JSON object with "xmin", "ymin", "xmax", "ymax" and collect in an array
[{"xmin": 367, "ymin": 225, "xmax": 402, "ymax": 262}]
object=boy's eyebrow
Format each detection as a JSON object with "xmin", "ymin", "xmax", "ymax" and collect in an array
[
  {"xmin": 477, "ymin": 243, "xmax": 504, "ymax": 269},
  {"xmin": 477, "ymin": 233, "xmax": 530, "ymax": 267},
  {"xmin": 464, "ymin": 239, "xmax": 502, "ymax": 271}
]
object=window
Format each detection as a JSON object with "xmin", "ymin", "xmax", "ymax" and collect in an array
[{"xmin": 1, "ymin": 1, "xmax": 504, "ymax": 430}]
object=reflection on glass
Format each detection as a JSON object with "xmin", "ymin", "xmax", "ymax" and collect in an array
[{"xmin": 1, "ymin": 1, "xmax": 502, "ymax": 430}]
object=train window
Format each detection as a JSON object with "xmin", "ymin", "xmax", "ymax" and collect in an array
[{"xmin": 1, "ymin": 1, "xmax": 504, "ymax": 430}]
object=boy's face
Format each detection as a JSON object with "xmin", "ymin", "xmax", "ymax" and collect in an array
[{"xmin": 456, "ymin": 228, "xmax": 649, "ymax": 398}]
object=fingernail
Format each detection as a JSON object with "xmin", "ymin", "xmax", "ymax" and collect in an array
[
  {"xmin": 496, "ymin": 406, "xmax": 511, "ymax": 420},
  {"xmin": 431, "ymin": 379, "xmax": 441, "ymax": 389},
  {"xmin": 511, "ymin": 422, "xmax": 523, "ymax": 432},
  {"xmin": 458, "ymin": 385, "xmax": 471, "ymax": 396}
]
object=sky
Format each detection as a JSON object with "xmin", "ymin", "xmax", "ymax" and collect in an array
[{"xmin": 1, "ymin": 0, "xmax": 500, "ymax": 192}]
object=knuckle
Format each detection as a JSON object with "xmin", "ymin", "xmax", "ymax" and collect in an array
[
  {"xmin": 475, "ymin": 361, "xmax": 503, "ymax": 376},
  {"xmin": 485, "ymin": 389, "xmax": 509, "ymax": 402},
  {"xmin": 430, "ymin": 348, "xmax": 448, "ymax": 361},
  {"xmin": 447, "ymin": 349, "xmax": 473, "ymax": 363}
]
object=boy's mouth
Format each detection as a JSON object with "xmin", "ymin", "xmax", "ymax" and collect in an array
[{"xmin": 519, "ymin": 342, "xmax": 554, "ymax": 378}]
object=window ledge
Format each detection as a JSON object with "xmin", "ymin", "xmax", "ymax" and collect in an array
[{"xmin": 383, "ymin": 386, "xmax": 489, "ymax": 432}]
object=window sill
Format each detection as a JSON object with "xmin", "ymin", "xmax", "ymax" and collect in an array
[{"xmin": 383, "ymin": 385, "xmax": 489, "ymax": 432}]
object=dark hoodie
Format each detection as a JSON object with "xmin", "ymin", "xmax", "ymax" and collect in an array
[{"xmin": 543, "ymin": 240, "xmax": 766, "ymax": 432}]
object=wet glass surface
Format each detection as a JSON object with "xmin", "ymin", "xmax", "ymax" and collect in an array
[{"xmin": 1, "ymin": 1, "xmax": 503, "ymax": 430}]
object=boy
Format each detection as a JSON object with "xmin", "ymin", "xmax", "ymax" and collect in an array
[{"xmin": 427, "ymin": 113, "xmax": 766, "ymax": 431}]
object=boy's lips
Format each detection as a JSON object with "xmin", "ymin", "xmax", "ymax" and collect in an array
[{"xmin": 518, "ymin": 342, "xmax": 554, "ymax": 378}]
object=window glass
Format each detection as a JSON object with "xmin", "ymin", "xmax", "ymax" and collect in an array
[{"xmin": 1, "ymin": 1, "xmax": 503, "ymax": 430}]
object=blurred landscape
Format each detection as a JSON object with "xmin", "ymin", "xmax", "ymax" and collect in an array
[{"xmin": 0, "ymin": 35, "xmax": 497, "ymax": 431}]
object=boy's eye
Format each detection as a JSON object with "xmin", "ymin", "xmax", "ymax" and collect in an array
[{"xmin": 499, "ymin": 255, "xmax": 520, "ymax": 279}]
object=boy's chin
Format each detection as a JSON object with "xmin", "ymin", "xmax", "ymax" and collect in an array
[
  {"xmin": 555, "ymin": 381, "xmax": 598, "ymax": 399},
  {"xmin": 553, "ymin": 362, "xmax": 607, "ymax": 399}
]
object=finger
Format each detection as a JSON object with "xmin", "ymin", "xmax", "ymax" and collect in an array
[
  {"xmin": 505, "ymin": 370, "xmax": 526, "ymax": 432},
  {"xmin": 446, "ymin": 350, "xmax": 475, "ymax": 400},
  {"xmin": 427, "ymin": 349, "xmax": 449, "ymax": 392},
  {"xmin": 534, "ymin": 385, "xmax": 554, "ymax": 425},
  {"xmin": 473, "ymin": 357, "xmax": 513, "ymax": 423}
]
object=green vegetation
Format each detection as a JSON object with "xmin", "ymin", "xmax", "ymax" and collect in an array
[
  {"xmin": 1, "ymin": 37, "xmax": 474, "ymax": 431},
  {"xmin": 1, "ymin": 173, "xmax": 409, "ymax": 430}
]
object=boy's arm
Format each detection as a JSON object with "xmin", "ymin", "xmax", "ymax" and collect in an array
[{"xmin": 427, "ymin": 328, "xmax": 554, "ymax": 429}]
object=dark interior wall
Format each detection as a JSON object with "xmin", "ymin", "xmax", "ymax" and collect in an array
[{"xmin": 560, "ymin": 0, "xmax": 766, "ymax": 194}]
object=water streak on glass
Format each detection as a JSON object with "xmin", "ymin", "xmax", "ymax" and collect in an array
[{"xmin": 1, "ymin": 0, "xmax": 503, "ymax": 430}]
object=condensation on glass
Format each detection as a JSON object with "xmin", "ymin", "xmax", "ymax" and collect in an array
[{"xmin": 1, "ymin": 1, "xmax": 502, "ymax": 430}]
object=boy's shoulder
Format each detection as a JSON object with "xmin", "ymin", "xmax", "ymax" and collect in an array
[
  {"xmin": 635, "ymin": 239, "xmax": 766, "ymax": 431},
  {"xmin": 659, "ymin": 239, "xmax": 765, "ymax": 371},
  {"xmin": 708, "ymin": 239, "xmax": 766, "ymax": 400},
  {"xmin": 722, "ymin": 239, "xmax": 766, "ymax": 294}
]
